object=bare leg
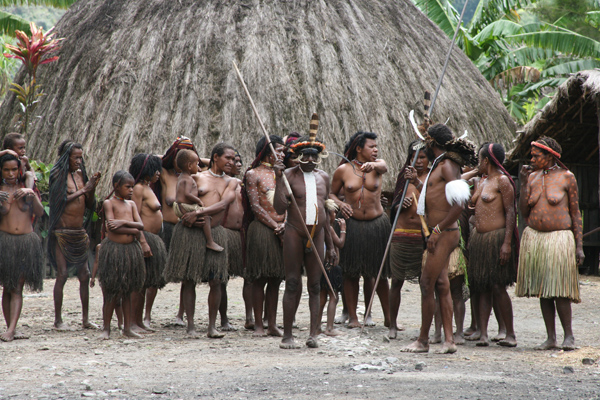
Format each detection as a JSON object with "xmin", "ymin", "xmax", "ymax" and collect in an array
[
  {"xmin": 476, "ymin": 290, "xmax": 492, "ymax": 347},
  {"xmin": 430, "ymin": 294, "xmax": 442, "ymax": 344},
  {"xmin": 450, "ymin": 276, "xmax": 465, "ymax": 345},
  {"xmin": 388, "ymin": 278, "xmax": 405, "ymax": 339},
  {"xmin": 491, "ymin": 290, "xmax": 506, "ymax": 341},
  {"xmin": 2, "ymin": 288, "xmax": 10, "ymax": 328},
  {"xmin": 53, "ymin": 243, "xmax": 71, "ymax": 330},
  {"xmin": 325, "ymin": 293, "xmax": 341, "ymax": 336},
  {"xmin": 204, "ymin": 279, "xmax": 224, "ymax": 338},
  {"xmin": 174, "ymin": 283, "xmax": 185, "ymax": 326},
  {"xmin": 130, "ymin": 290, "xmax": 151, "ymax": 333},
  {"xmin": 78, "ymin": 262, "xmax": 97, "ymax": 329},
  {"xmin": 144, "ymin": 287, "xmax": 158, "ymax": 327},
  {"xmin": 281, "ymin": 256, "xmax": 302, "ymax": 349},
  {"xmin": 115, "ymin": 300, "xmax": 123, "ymax": 330},
  {"xmin": 203, "ymin": 217, "xmax": 224, "ymax": 252},
  {"xmin": 494, "ymin": 285, "xmax": 517, "ymax": 347},
  {"xmin": 182, "ymin": 280, "xmax": 199, "ymax": 337},
  {"xmin": 265, "ymin": 278, "xmax": 283, "ymax": 337},
  {"xmin": 465, "ymin": 290, "xmax": 481, "ymax": 340},
  {"xmin": 101, "ymin": 289, "xmax": 116, "ymax": 340},
  {"xmin": 0, "ymin": 278, "xmax": 25, "ymax": 342},
  {"xmin": 363, "ymin": 278, "xmax": 376, "ymax": 326},
  {"xmin": 252, "ymin": 278, "xmax": 267, "ymax": 337},
  {"xmin": 344, "ymin": 277, "xmax": 361, "ymax": 328},
  {"xmin": 334, "ymin": 288, "xmax": 348, "ymax": 324},
  {"xmin": 376, "ymin": 278, "xmax": 391, "ymax": 327},
  {"xmin": 219, "ymin": 283, "xmax": 236, "ymax": 331},
  {"xmin": 243, "ymin": 279, "xmax": 254, "ymax": 330},
  {"xmin": 536, "ymin": 298, "xmax": 557, "ymax": 350},
  {"xmin": 318, "ymin": 289, "xmax": 327, "ymax": 334},
  {"xmin": 122, "ymin": 294, "xmax": 142, "ymax": 338},
  {"xmin": 555, "ymin": 298, "xmax": 574, "ymax": 350}
]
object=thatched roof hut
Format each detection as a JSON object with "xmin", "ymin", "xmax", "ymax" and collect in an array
[
  {"xmin": 507, "ymin": 70, "xmax": 600, "ymax": 274},
  {"xmin": 0, "ymin": 0, "xmax": 516, "ymax": 195}
]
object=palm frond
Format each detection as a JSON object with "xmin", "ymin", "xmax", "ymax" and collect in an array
[
  {"xmin": 470, "ymin": 0, "xmax": 531, "ymax": 33},
  {"xmin": 541, "ymin": 59, "xmax": 600, "ymax": 77},
  {"xmin": 509, "ymin": 30, "xmax": 600, "ymax": 59},
  {"xmin": 412, "ymin": 0, "xmax": 458, "ymax": 38},
  {"xmin": 473, "ymin": 19, "xmax": 523, "ymax": 42},
  {"xmin": 0, "ymin": 11, "xmax": 31, "ymax": 37}
]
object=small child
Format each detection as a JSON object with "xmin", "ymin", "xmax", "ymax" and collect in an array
[
  {"xmin": 91, "ymin": 171, "xmax": 145, "ymax": 340},
  {"xmin": 0, "ymin": 133, "xmax": 35, "ymax": 189},
  {"xmin": 173, "ymin": 149, "xmax": 223, "ymax": 252},
  {"xmin": 318, "ymin": 210, "xmax": 346, "ymax": 336}
]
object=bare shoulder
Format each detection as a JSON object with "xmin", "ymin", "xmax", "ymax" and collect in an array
[
  {"xmin": 316, "ymin": 169, "xmax": 330, "ymax": 182},
  {"xmin": 333, "ymin": 163, "xmax": 350, "ymax": 176}
]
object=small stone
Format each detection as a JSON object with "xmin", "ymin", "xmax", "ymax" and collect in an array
[
  {"xmin": 382, "ymin": 336, "xmax": 390, "ymax": 343},
  {"xmin": 83, "ymin": 337, "xmax": 89, "ymax": 341},
  {"xmin": 39, "ymin": 347, "xmax": 50, "ymax": 351},
  {"xmin": 152, "ymin": 388, "xmax": 167, "ymax": 394},
  {"xmin": 563, "ymin": 366, "xmax": 574, "ymax": 374},
  {"xmin": 415, "ymin": 362, "xmax": 426, "ymax": 371},
  {"xmin": 94, "ymin": 350, "xmax": 103, "ymax": 355},
  {"xmin": 582, "ymin": 358, "xmax": 596, "ymax": 365},
  {"xmin": 168, "ymin": 359, "xmax": 175, "ymax": 363},
  {"xmin": 386, "ymin": 357, "xmax": 398, "ymax": 364},
  {"xmin": 54, "ymin": 372, "xmax": 64, "ymax": 377},
  {"xmin": 82, "ymin": 392, "xmax": 96, "ymax": 397}
]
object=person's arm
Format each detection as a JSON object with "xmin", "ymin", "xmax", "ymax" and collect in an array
[
  {"xmin": 245, "ymin": 170, "xmax": 280, "ymax": 229},
  {"xmin": 498, "ymin": 175, "xmax": 516, "ymax": 265},
  {"xmin": 566, "ymin": 173, "xmax": 585, "ymax": 266},
  {"xmin": 519, "ymin": 166, "xmax": 533, "ymax": 220},
  {"xmin": 131, "ymin": 199, "xmax": 151, "ymax": 256},
  {"xmin": 14, "ymin": 188, "xmax": 43, "ymax": 217},
  {"xmin": 359, "ymin": 159, "xmax": 387, "ymax": 175},
  {"xmin": 0, "ymin": 191, "xmax": 10, "ymax": 215},
  {"xmin": 105, "ymin": 201, "xmax": 144, "ymax": 234},
  {"xmin": 334, "ymin": 218, "xmax": 347, "ymax": 249},
  {"xmin": 0, "ymin": 149, "xmax": 17, "ymax": 158},
  {"xmin": 195, "ymin": 179, "xmax": 237, "ymax": 217},
  {"xmin": 84, "ymin": 172, "xmax": 101, "ymax": 209},
  {"xmin": 273, "ymin": 160, "xmax": 290, "ymax": 215},
  {"xmin": 329, "ymin": 166, "xmax": 352, "ymax": 219},
  {"xmin": 180, "ymin": 178, "xmax": 203, "ymax": 205}
]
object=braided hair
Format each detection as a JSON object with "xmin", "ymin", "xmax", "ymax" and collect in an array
[
  {"xmin": 129, "ymin": 153, "xmax": 161, "ymax": 184},
  {"xmin": 341, "ymin": 131, "xmax": 377, "ymax": 165}
]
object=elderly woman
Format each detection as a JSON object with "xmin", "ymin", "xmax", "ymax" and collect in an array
[{"xmin": 516, "ymin": 136, "xmax": 584, "ymax": 350}]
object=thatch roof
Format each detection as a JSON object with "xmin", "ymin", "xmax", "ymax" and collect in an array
[
  {"xmin": 0, "ymin": 0, "xmax": 516, "ymax": 195},
  {"xmin": 508, "ymin": 69, "xmax": 600, "ymax": 166}
]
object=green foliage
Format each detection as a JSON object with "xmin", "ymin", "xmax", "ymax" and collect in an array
[{"xmin": 29, "ymin": 158, "xmax": 50, "ymax": 193}]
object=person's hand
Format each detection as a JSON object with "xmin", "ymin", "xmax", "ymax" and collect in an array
[
  {"xmin": 326, "ymin": 248, "xmax": 338, "ymax": 266},
  {"xmin": 402, "ymin": 196, "xmax": 413, "ymax": 209},
  {"xmin": 380, "ymin": 195, "xmax": 388, "ymax": 208},
  {"xmin": 107, "ymin": 219, "xmax": 125, "ymax": 230},
  {"xmin": 520, "ymin": 165, "xmax": 533, "ymax": 182},
  {"xmin": 141, "ymin": 241, "xmax": 153, "ymax": 258},
  {"xmin": 499, "ymin": 242, "xmax": 511, "ymax": 265},
  {"xmin": 0, "ymin": 191, "xmax": 9, "ymax": 204},
  {"xmin": 274, "ymin": 223, "xmax": 285, "ymax": 236},
  {"xmin": 338, "ymin": 202, "xmax": 353, "ymax": 219},
  {"xmin": 14, "ymin": 188, "xmax": 35, "ymax": 202},
  {"xmin": 89, "ymin": 278, "xmax": 96, "ymax": 288},
  {"xmin": 21, "ymin": 155, "xmax": 31, "ymax": 171},
  {"xmin": 404, "ymin": 166, "xmax": 418, "ymax": 184},
  {"xmin": 4, "ymin": 149, "xmax": 18, "ymax": 158},
  {"xmin": 360, "ymin": 162, "xmax": 374, "ymax": 173},
  {"xmin": 83, "ymin": 172, "xmax": 101, "ymax": 193},
  {"xmin": 576, "ymin": 248, "xmax": 585, "ymax": 266},
  {"xmin": 337, "ymin": 218, "xmax": 346, "ymax": 232},
  {"xmin": 181, "ymin": 211, "xmax": 198, "ymax": 227},
  {"xmin": 273, "ymin": 159, "xmax": 285, "ymax": 178},
  {"xmin": 427, "ymin": 232, "xmax": 439, "ymax": 254}
]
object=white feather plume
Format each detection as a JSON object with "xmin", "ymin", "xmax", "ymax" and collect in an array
[
  {"xmin": 325, "ymin": 199, "xmax": 339, "ymax": 211},
  {"xmin": 409, "ymin": 110, "xmax": 425, "ymax": 140},
  {"xmin": 459, "ymin": 130, "xmax": 468, "ymax": 139},
  {"xmin": 445, "ymin": 179, "xmax": 470, "ymax": 207}
]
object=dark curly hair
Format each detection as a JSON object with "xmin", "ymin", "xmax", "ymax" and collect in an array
[
  {"xmin": 535, "ymin": 136, "xmax": 562, "ymax": 156},
  {"xmin": 343, "ymin": 131, "xmax": 377, "ymax": 162},
  {"xmin": 129, "ymin": 153, "xmax": 162, "ymax": 183},
  {"xmin": 426, "ymin": 124, "xmax": 477, "ymax": 167},
  {"xmin": 112, "ymin": 170, "xmax": 134, "ymax": 186},
  {"xmin": 209, "ymin": 142, "xmax": 236, "ymax": 168},
  {"xmin": 0, "ymin": 153, "xmax": 20, "ymax": 170},
  {"xmin": 2, "ymin": 133, "xmax": 23, "ymax": 150},
  {"xmin": 480, "ymin": 142, "xmax": 505, "ymax": 165}
]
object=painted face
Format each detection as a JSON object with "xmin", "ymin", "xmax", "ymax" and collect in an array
[
  {"xmin": 530, "ymin": 147, "xmax": 553, "ymax": 171},
  {"xmin": 357, "ymin": 139, "xmax": 378, "ymax": 162},
  {"xmin": 477, "ymin": 148, "xmax": 489, "ymax": 175},
  {"xmin": 1, "ymin": 160, "xmax": 19, "ymax": 184},
  {"xmin": 414, "ymin": 150, "xmax": 428, "ymax": 171},
  {"xmin": 116, "ymin": 177, "xmax": 135, "ymax": 200},
  {"xmin": 12, "ymin": 139, "xmax": 26, "ymax": 158},
  {"xmin": 215, "ymin": 148, "xmax": 236, "ymax": 175},
  {"xmin": 299, "ymin": 151, "xmax": 318, "ymax": 172},
  {"xmin": 267, "ymin": 144, "xmax": 285, "ymax": 164},
  {"xmin": 69, "ymin": 148, "xmax": 83, "ymax": 172}
]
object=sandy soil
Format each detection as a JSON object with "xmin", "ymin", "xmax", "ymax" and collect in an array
[{"xmin": 1, "ymin": 275, "xmax": 600, "ymax": 399}]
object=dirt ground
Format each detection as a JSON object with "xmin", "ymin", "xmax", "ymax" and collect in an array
[{"xmin": 1, "ymin": 275, "xmax": 600, "ymax": 400}]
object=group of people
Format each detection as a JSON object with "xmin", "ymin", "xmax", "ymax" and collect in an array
[{"xmin": 0, "ymin": 120, "xmax": 584, "ymax": 352}]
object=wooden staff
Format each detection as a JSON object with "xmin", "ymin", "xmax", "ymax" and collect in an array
[
  {"xmin": 413, "ymin": 192, "xmax": 430, "ymax": 237},
  {"xmin": 232, "ymin": 61, "xmax": 337, "ymax": 299}
]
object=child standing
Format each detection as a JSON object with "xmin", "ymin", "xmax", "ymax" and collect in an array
[
  {"xmin": 319, "ymin": 210, "xmax": 346, "ymax": 336},
  {"xmin": 173, "ymin": 149, "xmax": 223, "ymax": 252},
  {"xmin": 91, "ymin": 171, "xmax": 145, "ymax": 339}
]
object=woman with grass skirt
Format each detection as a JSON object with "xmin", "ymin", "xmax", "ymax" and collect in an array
[{"xmin": 516, "ymin": 137, "xmax": 584, "ymax": 351}]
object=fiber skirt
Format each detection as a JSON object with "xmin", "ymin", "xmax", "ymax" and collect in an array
[
  {"xmin": 515, "ymin": 227, "xmax": 580, "ymax": 303},
  {"xmin": 245, "ymin": 220, "xmax": 284, "ymax": 281},
  {"xmin": 143, "ymin": 231, "xmax": 167, "ymax": 289},
  {"xmin": 225, "ymin": 228, "xmax": 244, "ymax": 278},
  {"xmin": 422, "ymin": 246, "xmax": 465, "ymax": 280},
  {"xmin": 163, "ymin": 222, "xmax": 228, "ymax": 284},
  {"xmin": 98, "ymin": 238, "xmax": 145, "ymax": 299},
  {"xmin": 390, "ymin": 228, "xmax": 423, "ymax": 281},
  {"xmin": 159, "ymin": 221, "xmax": 176, "ymax": 252},
  {"xmin": 0, "ymin": 231, "xmax": 43, "ymax": 292},
  {"xmin": 321, "ymin": 264, "xmax": 343, "ymax": 293},
  {"xmin": 468, "ymin": 228, "xmax": 517, "ymax": 292},
  {"xmin": 339, "ymin": 214, "xmax": 391, "ymax": 279}
]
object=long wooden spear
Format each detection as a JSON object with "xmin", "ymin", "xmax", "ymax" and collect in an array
[
  {"xmin": 360, "ymin": 0, "xmax": 470, "ymax": 334},
  {"xmin": 232, "ymin": 61, "xmax": 337, "ymax": 299}
]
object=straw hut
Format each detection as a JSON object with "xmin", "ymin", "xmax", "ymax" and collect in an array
[
  {"xmin": 0, "ymin": 0, "xmax": 516, "ymax": 195},
  {"xmin": 507, "ymin": 70, "xmax": 600, "ymax": 274}
]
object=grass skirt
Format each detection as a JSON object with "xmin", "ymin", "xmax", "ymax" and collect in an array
[
  {"xmin": 515, "ymin": 227, "xmax": 580, "ymax": 303},
  {"xmin": 422, "ymin": 246, "xmax": 465, "ymax": 280},
  {"xmin": 98, "ymin": 238, "xmax": 145, "ymax": 299},
  {"xmin": 159, "ymin": 221, "xmax": 176, "ymax": 252},
  {"xmin": 163, "ymin": 222, "xmax": 228, "ymax": 283},
  {"xmin": 340, "ymin": 214, "xmax": 391, "ymax": 279},
  {"xmin": 0, "ymin": 231, "xmax": 43, "ymax": 292},
  {"xmin": 245, "ymin": 220, "xmax": 284, "ymax": 281},
  {"xmin": 225, "ymin": 228, "xmax": 244, "ymax": 278},
  {"xmin": 321, "ymin": 264, "xmax": 343, "ymax": 293},
  {"xmin": 468, "ymin": 228, "xmax": 516, "ymax": 292},
  {"xmin": 143, "ymin": 231, "xmax": 167, "ymax": 289},
  {"xmin": 390, "ymin": 229, "xmax": 423, "ymax": 281}
]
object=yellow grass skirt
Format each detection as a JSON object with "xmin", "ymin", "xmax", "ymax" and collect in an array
[
  {"xmin": 422, "ymin": 246, "xmax": 465, "ymax": 280},
  {"xmin": 515, "ymin": 227, "xmax": 580, "ymax": 303}
]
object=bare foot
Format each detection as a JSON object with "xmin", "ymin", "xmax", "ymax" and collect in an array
[
  {"xmin": 13, "ymin": 332, "xmax": 29, "ymax": 340},
  {"xmin": 292, "ymin": 320, "xmax": 299, "ymax": 329},
  {"xmin": 143, "ymin": 317, "xmax": 152, "ymax": 327},
  {"xmin": 498, "ymin": 336, "xmax": 517, "ymax": 347},
  {"xmin": 436, "ymin": 342, "xmax": 457, "ymax": 354},
  {"xmin": 561, "ymin": 336, "xmax": 575, "ymax": 351},
  {"xmin": 0, "ymin": 331, "xmax": 15, "ymax": 342},
  {"xmin": 186, "ymin": 329, "xmax": 201, "ymax": 339},
  {"xmin": 454, "ymin": 333, "xmax": 466, "ymax": 345},
  {"xmin": 244, "ymin": 321, "xmax": 255, "ymax": 330},
  {"xmin": 324, "ymin": 328, "xmax": 342, "ymax": 337},
  {"xmin": 53, "ymin": 322, "xmax": 73, "ymax": 331},
  {"xmin": 207, "ymin": 327, "xmax": 225, "ymax": 339},
  {"xmin": 206, "ymin": 242, "xmax": 224, "ymax": 252},
  {"xmin": 123, "ymin": 330, "xmax": 143, "ymax": 339},
  {"xmin": 131, "ymin": 325, "xmax": 152, "ymax": 335},
  {"xmin": 429, "ymin": 334, "xmax": 442, "ymax": 344},
  {"xmin": 492, "ymin": 331, "xmax": 506, "ymax": 342},
  {"xmin": 346, "ymin": 319, "xmax": 361, "ymax": 329},
  {"xmin": 364, "ymin": 315, "xmax": 376, "ymax": 327},
  {"xmin": 252, "ymin": 328, "xmax": 268, "ymax": 338},
  {"xmin": 267, "ymin": 327, "xmax": 283, "ymax": 337},
  {"xmin": 475, "ymin": 338, "xmax": 490, "ymax": 347},
  {"xmin": 463, "ymin": 327, "xmax": 476, "ymax": 336},
  {"xmin": 280, "ymin": 338, "xmax": 301, "ymax": 349},
  {"xmin": 334, "ymin": 312, "xmax": 348, "ymax": 325},
  {"xmin": 306, "ymin": 336, "xmax": 319, "ymax": 348},
  {"xmin": 534, "ymin": 339, "xmax": 557, "ymax": 350},
  {"xmin": 141, "ymin": 322, "xmax": 156, "ymax": 332},
  {"xmin": 388, "ymin": 327, "xmax": 398, "ymax": 340},
  {"xmin": 83, "ymin": 321, "xmax": 100, "ymax": 330},
  {"xmin": 100, "ymin": 330, "xmax": 110, "ymax": 340},
  {"xmin": 401, "ymin": 340, "xmax": 429, "ymax": 353},
  {"xmin": 174, "ymin": 317, "xmax": 186, "ymax": 327},
  {"xmin": 220, "ymin": 322, "xmax": 237, "ymax": 332},
  {"xmin": 465, "ymin": 331, "xmax": 481, "ymax": 341}
]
